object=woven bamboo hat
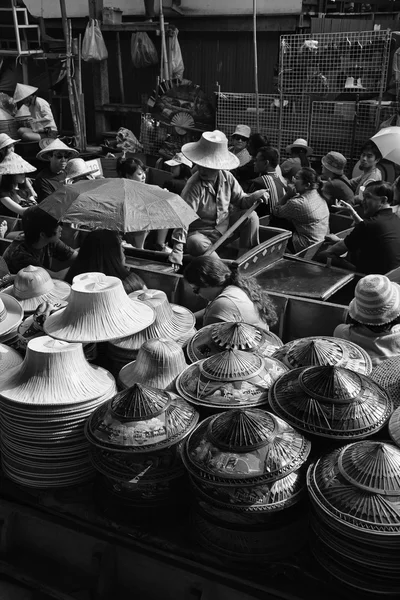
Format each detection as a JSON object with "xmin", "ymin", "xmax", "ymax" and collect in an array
[
  {"xmin": 118, "ymin": 338, "xmax": 187, "ymax": 391},
  {"xmin": 182, "ymin": 131, "xmax": 240, "ymax": 170},
  {"xmin": 111, "ymin": 289, "xmax": 195, "ymax": 353},
  {"xmin": 3, "ymin": 265, "xmax": 71, "ymax": 314},
  {"xmin": 44, "ymin": 272, "xmax": 155, "ymax": 343},
  {"xmin": 36, "ymin": 138, "xmax": 79, "ymax": 161},
  {"xmin": 65, "ymin": 158, "xmax": 95, "ymax": 183},
  {"xmin": 0, "ymin": 293, "xmax": 23, "ymax": 337},
  {"xmin": 0, "ymin": 152, "xmax": 36, "ymax": 175},
  {"xmin": 371, "ymin": 356, "xmax": 400, "ymax": 408},
  {"xmin": 0, "ymin": 343, "xmax": 23, "ymax": 374},
  {"xmin": 0, "ymin": 133, "xmax": 19, "ymax": 151},
  {"xmin": 13, "ymin": 83, "xmax": 38, "ymax": 104}
]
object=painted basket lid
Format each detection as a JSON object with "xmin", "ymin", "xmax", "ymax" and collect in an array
[
  {"xmin": 269, "ymin": 366, "xmax": 392, "ymax": 440},
  {"xmin": 176, "ymin": 349, "xmax": 287, "ymax": 409},
  {"xmin": 85, "ymin": 383, "xmax": 199, "ymax": 453},
  {"xmin": 307, "ymin": 441, "xmax": 400, "ymax": 532},
  {"xmin": 182, "ymin": 409, "xmax": 311, "ymax": 486},
  {"xmin": 186, "ymin": 322, "xmax": 282, "ymax": 363},
  {"xmin": 273, "ymin": 336, "xmax": 372, "ymax": 374}
]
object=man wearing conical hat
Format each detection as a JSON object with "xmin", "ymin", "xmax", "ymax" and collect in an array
[
  {"xmin": 168, "ymin": 131, "xmax": 269, "ymax": 268},
  {"xmin": 34, "ymin": 139, "xmax": 79, "ymax": 202},
  {"xmin": 13, "ymin": 83, "xmax": 57, "ymax": 142}
]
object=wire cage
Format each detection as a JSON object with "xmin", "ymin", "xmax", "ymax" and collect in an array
[{"xmin": 279, "ymin": 30, "xmax": 392, "ymax": 95}]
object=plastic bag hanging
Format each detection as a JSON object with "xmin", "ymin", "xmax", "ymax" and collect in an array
[
  {"xmin": 131, "ymin": 32, "xmax": 158, "ymax": 68},
  {"xmin": 169, "ymin": 27, "xmax": 184, "ymax": 79},
  {"xmin": 82, "ymin": 19, "xmax": 108, "ymax": 62}
]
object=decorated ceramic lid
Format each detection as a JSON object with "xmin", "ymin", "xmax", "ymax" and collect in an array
[
  {"xmin": 85, "ymin": 383, "xmax": 199, "ymax": 452},
  {"xmin": 186, "ymin": 322, "xmax": 282, "ymax": 363},
  {"xmin": 182, "ymin": 409, "xmax": 311, "ymax": 486},
  {"xmin": 307, "ymin": 441, "xmax": 400, "ymax": 532},
  {"xmin": 269, "ymin": 366, "xmax": 392, "ymax": 440},
  {"xmin": 176, "ymin": 349, "xmax": 287, "ymax": 409},
  {"xmin": 273, "ymin": 336, "xmax": 372, "ymax": 374}
]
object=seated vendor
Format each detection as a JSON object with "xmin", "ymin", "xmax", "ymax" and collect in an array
[
  {"xmin": 321, "ymin": 151, "xmax": 354, "ymax": 207},
  {"xmin": 349, "ymin": 140, "xmax": 382, "ymax": 202},
  {"xmin": 334, "ymin": 274, "xmax": 400, "ymax": 366},
  {"xmin": 228, "ymin": 125, "xmax": 252, "ymax": 167},
  {"xmin": 13, "ymin": 84, "xmax": 58, "ymax": 142},
  {"xmin": 250, "ymin": 146, "xmax": 287, "ymax": 215},
  {"xmin": 168, "ymin": 131, "xmax": 268, "ymax": 269},
  {"xmin": 3, "ymin": 206, "xmax": 77, "ymax": 278},
  {"xmin": 322, "ymin": 182, "xmax": 400, "ymax": 275},
  {"xmin": 34, "ymin": 139, "xmax": 79, "ymax": 202}
]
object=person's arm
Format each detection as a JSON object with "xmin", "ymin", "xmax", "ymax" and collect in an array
[
  {"xmin": 348, "ymin": 174, "xmax": 361, "ymax": 193},
  {"xmin": 0, "ymin": 196, "xmax": 28, "ymax": 216},
  {"xmin": 272, "ymin": 195, "xmax": 301, "ymax": 221},
  {"xmin": 325, "ymin": 222, "xmax": 364, "ymax": 258},
  {"xmin": 228, "ymin": 172, "xmax": 269, "ymax": 209},
  {"xmin": 52, "ymin": 241, "xmax": 78, "ymax": 266},
  {"xmin": 168, "ymin": 178, "xmax": 201, "ymax": 267}
]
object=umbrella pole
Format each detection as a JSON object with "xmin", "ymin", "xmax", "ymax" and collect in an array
[{"xmin": 253, "ymin": 0, "xmax": 260, "ymax": 132}]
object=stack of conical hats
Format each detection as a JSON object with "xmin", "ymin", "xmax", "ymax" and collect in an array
[
  {"xmin": 85, "ymin": 383, "xmax": 199, "ymax": 512},
  {"xmin": 307, "ymin": 441, "xmax": 400, "ymax": 595},
  {"xmin": 184, "ymin": 408, "xmax": 311, "ymax": 560},
  {"xmin": 0, "ymin": 336, "xmax": 116, "ymax": 488},
  {"xmin": 0, "ymin": 106, "xmax": 18, "ymax": 139},
  {"xmin": 0, "ymin": 292, "xmax": 24, "ymax": 351}
]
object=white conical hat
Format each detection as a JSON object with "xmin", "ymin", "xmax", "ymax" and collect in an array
[
  {"xmin": 0, "ymin": 335, "xmax": 116, "ymax": 405},
  {"xmin": 43, "ymin": 272, "xmax": 155, "ymax": 343},
  {"xmin": 2, "ymin": 265, "xmax": 71, "ymax": 313},
  {"xmin": 13, "ymin": 83, "xmax": 38, "ymax": 104},
  {"xmin": 37, "ymin": 138, "xmax": 79, "ymax": 161},
  {"xmin": 0, "ymin": 152, "xmax": 36, "ymax": 175},
  {"xmin": 182, "ymin": 130, "xmax": 239, "ymax": 170},
  {"xmin": 0, "ymin": 108, "xmax": 14, "ymax": 121}
]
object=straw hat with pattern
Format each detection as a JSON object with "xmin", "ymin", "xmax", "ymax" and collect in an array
[
  {"xmin": 3, "ymin": 265, "xmax": 71, "ymax": 314},
  {"xmin": 321, "ymin": 151, "xmax": 347, "ymax": 176},
  {"xmin": 182, "ymin": 130, "xmax": 240, "ymax": 170},
  {"xmin": 65, "ymin": 158, "xmax": 96, "ymax": 183},
  {"xmin": 349, "ymin": 275, "xmax": 400, "ymax": 326},
  {"xmin": 36, "ymin": 138, "xmax": 79, "ymax": 161},
  {"xmin": 0, "ymin": 152, "xmax": 36, "ymax": 175}
]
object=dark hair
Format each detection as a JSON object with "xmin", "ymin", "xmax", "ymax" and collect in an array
[
  {"xmin": 0, "ymin": 175, "xmax": 17, "ymax": 193},
  {"xmin": 172, "ymin": 163, "xmax": 192, "ymax": 180},
  {"xmin": 365, "ymin": 180, "xmax": 393, "ymax": 204},
  {"xmin": 297, "ymin": 167, "xmax": 324, "ymax": 194},
  {"xmin": 184, "ymin": 255, "xmax": 278, "ymax": 327},
  {"xmin": 256, "ymin": 146, "xmax": 280, "ymax": 169},
  {"xmin": 290, "ymin": 146, "xmax": 309, "ymax": 167},
  {"xmin": 361, "ymin": 140, "xmax": 382, "ymax": 161},
  {"xmin": 347, "ymin": 313, "xmax": 400, "ymax": 334},
  {"xmin": 66, "ymin": 229, "xmax": 143, "ymax": 289},
  {"xmin": 116, "ymin": 157, "xmax": 145, "ymax": 179},
  {"xmin": 248, "ymin": 133, "xmax": 270, "ymax": 158},
  {"xmin": 22, "ymin": 206, "xmax": 60, "ymax": 245}
]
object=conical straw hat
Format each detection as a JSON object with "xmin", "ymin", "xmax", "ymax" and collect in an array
[
  {"xmin": 13, "ymin": 83, "xmax": 38, "ymax": 104},
  {"xmin": 0, "ymin": 293, "xmax": 23, "ymax": 337},
  {"xmin": 0, "ymin": 342, "xmax": 23, "ymax": 374},
  {"xmin": 0, "ymin": 133, "xmax": 19, "ymax": 150},
  {"xmin": 118, "ymin": 338, "xmax": 187, "ymax": 391},
  {"xmin": 111, "ymin": 289, "xmax": 195, "ymax": 352},
  {"xmin": 44, "ymin": 272, "xmax": 155, "ymax": 343},
  {"xmin": 3, "ymin": 265, "xmax": 71, "ymax": 313},
  {"xmin": 0, "ymin": 335, "xmax": 116, "ymax": 405},
  {"xmin": 37, "ymin": 138, "xmax": 79, "ymax": 161},
  {"xmin": 0, "ymin": 152, "xmax": 36, "ymax": 175},
  {"xmin": 0, "ymin": 108, "xmax": 13, "ymax": 121}
]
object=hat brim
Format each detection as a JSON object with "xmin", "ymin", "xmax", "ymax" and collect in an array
[
  {"xmin": 3, "ymin": 279, "xmax": 71, "ymax": 314},
  {"xmin": 0, "ymin": 138, "xmax": 20, "ymax": 151},
  {"xmin": 285, "ymin": 144, "xmax": 313, "ymax": 156},
  {"xmin": 182, "ymin": 142, "xmax": 240, "ymax": 170},
  {"xmin": 321, "ymin": 157, "xmax": 344, "ymax": 175},
  {"xmin": 165, "ymin": 159, "xmax": 181, "ymax": 167},
  {"xmin": 65, "ymin": 170, "xmax": 94, "ymax": 182},
  {"xmin": 0, "ymin": 294, "xmax": 24, "ymax": 337},
  {"xmin": 349, "ymin": 283, "xmax": 400, "ymax": 326},
  {"xmin": 37, "ymin": 146, "xmax": 79, "ymax": 162}
]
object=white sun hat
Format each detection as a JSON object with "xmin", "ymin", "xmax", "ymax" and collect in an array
[{"xmin": 182, "ymin": 130, "xmax": 240, "ymax": 170}]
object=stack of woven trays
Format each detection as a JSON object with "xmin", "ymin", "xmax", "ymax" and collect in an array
[
  {"xmin": 183, "ymin": 408, "xmax": 311, "ymax": 561},
  {"xmin": 307, "ymin": 441, "xmax": 400, "ymax": 595},
  {"xmin": 0, "ymin": 336, "xmax": 116, "ymax": 488}
]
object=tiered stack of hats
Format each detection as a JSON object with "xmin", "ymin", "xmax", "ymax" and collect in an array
[
  {"xmin": 307, "ymin": 441, "xmax": 400, "ymax": 595},
  {"xmin": 107, "ymin": 290, "xmax": 195, "ymax": 375},
  {"xmin": 0, "ymin": 336, "xmax": 117, "ymax": 488},
  {"xmin": 186, "ymin": 321, "xmax": 282, "ymax": 363},
  {"xmin": 183, "ymin": 408, "xmax": 311, "ymax": 560},
  {"xmin": 269, "ymin": 365, "xmax": 392, "ymax": 442},
  {"xmin": 85, "ymin": 383, "xmax": 199, "ymax": 514},
  {"xmin": 118, "ymin": 338, "xmax": 187, "ymax": 391},
  {"xmin": 0, "ymin": 292, "xmax": 24, "ymax": 350},
  {"xmin": 273, "ymin": 336, "xmax": 372, "ymax": 374},
  {"xmin": 176, "ymin": 348, "xmax": 287, "ymax": 415}
]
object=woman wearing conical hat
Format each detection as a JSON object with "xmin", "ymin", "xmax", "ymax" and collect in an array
[
  {"xmin": 0, "ymin": 153, "xmax": 37, "ymax": 235},
  {"xmin": 13, "ymin": 83, "xmax": 57, "ymax": 142}
]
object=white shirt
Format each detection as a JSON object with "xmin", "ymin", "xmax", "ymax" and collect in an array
[{"xmin": 29, "ymin": 97, "xmax": 57, "ymax": 132}]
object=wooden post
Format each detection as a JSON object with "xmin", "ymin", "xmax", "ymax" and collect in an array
[
  {"xmin": 253, "ymin": 0, "xmax": 260, "ymax": 132},
  {"xmin": 59, "ymin": 0, "xmax": 80, "ymax": 144},
  {"xmin": 88, "ymin": 0, "xmax": 109, "ymax": 139},
  {"xmin": 116, "ymin": 32, "xmax": 125, "ymax": 104},
  {"xmin": 159, "ymin": 1, "xmax": 169, "ymax": 81},
  {"xmin": 72, "ymin": 37, "xmax": 87, "ymax": 151}
]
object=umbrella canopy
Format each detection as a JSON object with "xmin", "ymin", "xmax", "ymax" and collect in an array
[
  {"xmin": 38, "ymin": 178, "xmax": 199, "ymax": 233},
  {"xmin": 371, "ymin": 127, "xmax": 400, "ymax": 166}
]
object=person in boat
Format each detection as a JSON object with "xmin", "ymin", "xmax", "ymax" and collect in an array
[
  {"xmin": 0, "ymin": 133, "xmax": 19, "ymax": 163},
  {"xmin": 334, "ymin": 274, "xmax": 400, "ymax": 366},
  {"xmin": 34, "ymin": 139, "xmax": 79, "ymax": 202},
  {"xmin": 322, "ymin": 181, "xmax": 400, "ymax": 275},
  {"xmin": 271, "ymin": 167, "xmax": 330, "ymax": 253},
  {"xmin": 233, "ymin": 133, "xmax": 285, "ymax": 190},
  {"xmin": 117, "ymin": 156, "xmax": 172, "ymax": 253},
  {"xmin": 250, "ymin": 146, "xmax": 287, "ymax": 216},
  {"xmin": 349, "ymin": 140, "xmax": 382, "ymax": 202},
  {"xmin": 164, "ymin": 153, "xmax": 193, "ymax": 195},
  {"xmin": 184, "ymin": 254, "xmax": 277, "ymax": 330},
  {"xmin": 0, "ymin": 153, "xmax": 37, "ymax": 235},
  {"xmin": 64, "ymin": 158, "xmax": 96, "ymax": 184},
  {"xmin": 66, "ymin": 229, "xmax": 146, "ymax": 294},
  {"xmin": 168, "ymin": 130, "xmax": 269, "ymax": 269},
  {"xmin": 13, "ymin": 84, "xmax": 58, "ymax": 142},
  {"xmin": 280, "ymin": 138, "xmax": 312, "ymax": 183},
  {"xmin": 321, "ymin": 151, "xmax": 355, "ymax": 208},
  {"xmin": 2, "ymin": 206, "xmax": 77, "ymax": 278},
  {"xmin": 228, "ymin": 125, "xmax": 252, "ymax": 167}
]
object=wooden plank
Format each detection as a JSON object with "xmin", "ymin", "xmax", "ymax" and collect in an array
[
  {"xmin": 101, "ymin": 22, "xmax": 168, "ymax": 32},
  {"xmin": 95, "ymin": 103, "xmax": 142, "ymax": 113}
]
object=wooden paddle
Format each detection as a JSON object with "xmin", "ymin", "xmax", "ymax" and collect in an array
[{"xmin": 204, "ymin": 199, "xmax": 262, "ymax": 256}]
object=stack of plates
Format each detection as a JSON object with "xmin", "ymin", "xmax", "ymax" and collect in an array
[
  {"xmin": 186, "ymin": 321, "xmax": 282, "ymax": 363},
  {"xmin": 176, "ymin": 348, "xmax": 287, "ymax": 414},
  {"xmin": 183, "ymin": 408, "xmax": 311, "ymax": 560},
  {"xmin": 269, "ymin": 365, "xmax": 392, "ymax": 441},
  {"xmin": 85, "ymin": 383, "xmax": 199, "ymax": 508},
  {"xmin": 307, "ymin": 441, "xmax": 400, "ymax": 595},
  {"xmin": 0, "ymin": 336, "xmax": 116, "ymax": 488},
  {"xmin": 273, "ymin": 336, "xmax": 372, "ymax": 374}
]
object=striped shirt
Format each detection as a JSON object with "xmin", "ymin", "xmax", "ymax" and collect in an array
[{"xmin": 250, "ymin": 173, "xmax": 287, "ymax": 212}]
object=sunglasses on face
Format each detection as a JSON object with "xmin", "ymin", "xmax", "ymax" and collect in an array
[
  {"xmin": 54, "ymin": 153, "xmax": 71, "ymax": 159},
  {"xmin": 232, "ymin": 135, "xmax": 248, "ymax": 142}
]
